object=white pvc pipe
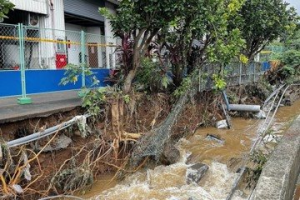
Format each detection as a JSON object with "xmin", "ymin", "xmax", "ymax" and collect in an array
[
  {"xmin": 6, "ymin": 115, "xmax": 89, "ymax": 148},
  {"xmin": 228, "ymin": 104, "xmax": 261, "ymax": 112}
]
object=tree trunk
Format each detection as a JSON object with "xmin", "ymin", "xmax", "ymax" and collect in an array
[
  {"xmin": 123, "ymin": 46, "xmax": 141, "ymax": 93},
  {"xmin": 123, "ymin": 69, "xmax": 137, "ymax": 94}
]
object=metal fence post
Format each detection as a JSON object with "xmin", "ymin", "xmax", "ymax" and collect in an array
[
  {"xmin": 239, "ymin": 63, "xmax": 242, "ymax": 85},
  {"xmin": 17, "ymin": 23, "xmax": 32, "ymax": 105},
  {"xmin": 81, "ymin": 30, "xmax": 86, "ymax": 88},
  {"xmin": 253, "ymin": 63, "xmax": 256, "ymax": 82}
]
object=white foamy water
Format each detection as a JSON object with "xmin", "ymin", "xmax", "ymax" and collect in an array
[{"xmin": 91, "ymin": 148, "xmax": 243, "ymax": 200}]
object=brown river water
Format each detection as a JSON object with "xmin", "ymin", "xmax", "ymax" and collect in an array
[
  {"xmin": 295, "ymin": 185, "xmax": 300, "ymax": 200},
  {"xmin": 79, "ymin": 99, "xmax": 300, "ymax": 200}
]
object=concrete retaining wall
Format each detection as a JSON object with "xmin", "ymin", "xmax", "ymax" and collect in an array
[{"xmin": 251, "ymin": 115, "xmax": 300, "ymax": 200}]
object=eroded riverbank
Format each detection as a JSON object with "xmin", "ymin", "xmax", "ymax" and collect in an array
[{"xmin": 79, "ymin": 99, "xmax": 300, "ymax": 200}]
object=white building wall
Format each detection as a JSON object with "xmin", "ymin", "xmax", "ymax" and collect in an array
[
  {"xmin": 104, "ymin": 2, "xmax": 116, "ymax": 69},
  {"xmin": 65, "ymin": 23, "xmax": 83, "ymax": 66},
  {"xmin": 39, "ymin": 0, "xmax": 66, "ymax": 69},
  {"xmin": 9, "ymin": 0, "xmax": 48, "ymax": 15},
  {"xmin": 5, "ymin": 0, "xmax": 117, "ymax": 69}
]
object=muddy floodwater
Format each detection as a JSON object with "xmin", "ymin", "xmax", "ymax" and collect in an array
[
  {"xmin": 80, "ymin": 100, "xmax": 300, "ymax": 200},
  {"xmin": 295, "ymin": 185, "xmax": 300, "ymax": 200}
]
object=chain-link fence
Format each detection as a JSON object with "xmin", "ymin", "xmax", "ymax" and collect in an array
[
  {"xmin": 0, "ymin": 23, "xmax": 120, "ymax": 99},
  {"xmin": 0, "ymin": 23, "xmax": 119, "ymax": 70},
  {"xmin": 0, "ymin": 23, "xmax": 20, "ymax": 70},
  {"xmin": 199, "ymin": 62, "xmax": 265, "ymax": 92},
  {"xmin": 0, "ymin": 22, "xmax": 266, "ymax": 99}
]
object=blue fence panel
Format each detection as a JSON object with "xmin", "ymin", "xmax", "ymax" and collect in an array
[
  {"xmin": 25, "ymin": 69, "xmax": 110, "ymax": 94},
  {"xmin": 25, "ymin": 69, "xmax": 82, "ymax": 94},
  {"xmin": 0, "ymin": 70, "xmax": 22, "ymax": 97},
  {"xmin": 0, "ymin": 69, "xmax": 110, "ymax": 97},
  {"xmin": 89, "ymin": 69, "xmax": 110, "ymax": 87},
  {"xmin": 262, "ymin": 62, "xmax": 270, "ymax": 71}
]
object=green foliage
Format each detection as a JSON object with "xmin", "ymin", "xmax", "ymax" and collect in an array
[
  {"xmin": 206, "ymin": 29, "xmax": 246, "ymax": 65},
  {"xmin": 100, "ymin": 0, "xmax": 181, "ymax": 37},
  {"xmin": 277, "ymin": 50, "xmax": 300, "ymax": 82},
  {"xmin": 247, "ymin": 151, "xmax": 268, "ymax": 188},
  {"xmin": 173, "ymin": 76, "xmax": 192, "ymax": 97},
  {"xmin": 135, "ymin": 58, "xmax": 172, "ymax": 92},
  {"xmin": 82, "ymin": 88, "xmax": 106, "ymax": 116},
  {"xmin": 0, "ymin": 0, "xmax": 14, "ymax": 20},
  {"xmin": 280, "ymin": 50, "xmax": 300, "ymax": 69},
  {"xmin": 156, "ymin": 0, "xmax": 247, "ymax": 87},
  {"xmin": 286, "ymin": 29, "xmax": 300, "ymax": 51},
  {"xmin": 101, "ymin": 0, "xmax": 248, "ymax": 92},
  {"xmin": 212, "ymin": 74, "xmax": 227, "ymax": 90},
  {"xmin": 60, "ymin": 64, "xmax": 105, "ymax": 116},
  {"xmin": 123, "ymin": 94, "xmax": 130, "ymax": 104},
  {"xmin": 230, "ymin": 0, "xmax": 299, "ymax": 59},
  {"xmin": 100, "ymin": 0, "xmax": 183, "ymax": 92},
  {"xmin": 60, "ymin": 64, "xmax": 98, "ymax": 87}
]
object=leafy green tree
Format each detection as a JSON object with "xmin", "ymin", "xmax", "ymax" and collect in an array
[
  {"xmin": 286, "ymin": 29, "xmax": 300, "ymax": 50},
  {"xmin": 101, "ymin": 0, "xmax": 246, "ymax": 90},
  {"xmin": 0, "ymin": 0, "xmax": 14, "ymax": 21},
  {"xmin": 100, "ymin": 0, "xmax": 182, "ymax": 93},
  {"xmin": 103, "ymin": 0, "xmax": 249, "ymax": 169},
  {"xmin": 231, "ymin": 0, "xmax": 299, "ymax": 60},
  {"xmin": 159, "ymin": 0, "xmax": 245, "ymax": 85}
]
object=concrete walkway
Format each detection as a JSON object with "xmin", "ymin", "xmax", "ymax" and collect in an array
[{"xmin": 0, "ymin": 90, "xmax": 81, "ymax": 124}]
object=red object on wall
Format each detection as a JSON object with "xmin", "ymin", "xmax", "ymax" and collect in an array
[{"xmin": 56, "ymin": 53, "xmax": 67, "ymax": 69}]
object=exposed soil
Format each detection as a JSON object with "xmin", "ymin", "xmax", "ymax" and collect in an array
[{"xmin": 0, "ymin": 83, "xmax": 275, "ymax": 199}]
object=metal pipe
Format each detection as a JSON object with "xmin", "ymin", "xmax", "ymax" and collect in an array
[
  {"xmin": 222, "ymin": 90, "xmax": 230, "ymax": 110},
  {"xmin": 227, "ymin": 104, "xmax": 261, "ymax": 112},
  {"xmin": 6, "ymin": 115, "xmax": 89, "ymax": 148},
  {"xmin": 263, "ymin": 84, "xmax": 285, "ymax": 108},
  {"xmin": 227, "ymin": 84, "xmax": 300, "ymax": 200}
]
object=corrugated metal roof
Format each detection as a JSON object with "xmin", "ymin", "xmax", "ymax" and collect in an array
[
  {"xmin": 64, "ymin": 0, "xmax": 105, "ymax": 22},
  {"xmin": 9, "ymin": 0, "xmax": 48, "ymax": 15}
]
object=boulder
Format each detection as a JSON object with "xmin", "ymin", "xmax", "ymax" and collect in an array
[
  {"xmin": 161, "ymin": 143, "xmax": 180, "ymax": 165},
  {"xmin": 205, "ymin": 134, "xmax": 225, "ymax": 144},
  {"xmin": 186, "ymin": 163, "xmax": 209, "ymax": 184}
]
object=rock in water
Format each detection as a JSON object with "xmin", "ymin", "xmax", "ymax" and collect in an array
[
  {"xmin": 161, "ymin": 143, "xmax": 180, "ymax": 165},
  {"xmin": 216, "ymin": 120, "xmax": 228, "ymax": 129},
  {"xmin": 186, "ymin": 163, "xmax": 209, "ymax": 184},
  {"xmin": 255, "ymin": 110, "xmax": 266, "ymax": 119},
  {"xmin": 205, "ymin": 134, "xmax": 225, "ymax": 144}
]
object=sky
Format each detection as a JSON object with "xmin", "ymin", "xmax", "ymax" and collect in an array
[{"xmin": 285, "ymin": 0, "xmax": 300, "ymax": 15}]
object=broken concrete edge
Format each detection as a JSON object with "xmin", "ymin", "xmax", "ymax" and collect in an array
[
  {"xmin": 0, "ymin": 97, "xmax": 82, "ymax": 124},
  {"xmin": 0, "ymin": 106, "xmax": 80, "ymax": 125},
  {"xmin": 251, "ymin": 115, "xmax": 300, "ymax": 200}
]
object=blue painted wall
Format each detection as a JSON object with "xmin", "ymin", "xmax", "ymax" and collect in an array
[
  {"xmin": 0, "ymin": 69, "xmax": 110, "ymax": 97},
  {"xmin": 0, "ymin": 70, "xmax": 22, "ymax": 97}
]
